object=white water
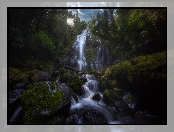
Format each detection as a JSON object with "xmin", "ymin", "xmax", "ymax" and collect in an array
[
  {"xmin": 9, "ymin": 106, "xmax": 22, "ymax": 123},
  {"xmin": 74, "ymin": 29, "xmax": 88, "ymax": 71},
  {"xmin": 70, "ymin": 74, "xmax": 118, "ymax": 124}
]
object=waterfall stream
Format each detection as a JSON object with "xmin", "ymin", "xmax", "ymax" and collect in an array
[
  {"xmin": 63, "ymin": 28, "xmax": 118, "ymax": 124},
  {"xmin": 68, "ymin": 74, "xmax": 118, "ymax": 124}
]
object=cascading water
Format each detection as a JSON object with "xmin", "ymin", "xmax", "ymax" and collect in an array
[
  {"xmin": 77, "ymin": 29, "xmax": 88, "ymax": 71},
  {"xmin": 68, "ymin": 74, "xmax": 118, "ymax": 124},
  {"xmin": 63, "ymin": 29, "xmax": 89, "ymax": 71},
  {"xmin": 62, "ymin": 28, "xmax": 110, "ymax": 71},
  {"xmin": 62, "ymin": 28, "xmax": 117, "ymax": 124}
]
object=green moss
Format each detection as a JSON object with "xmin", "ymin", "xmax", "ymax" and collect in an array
[
  {"xmin": 20, "ymin": 82, "xmax": 64, "ymax": 124},
  {"xmin": 104, "ymin": 51, "xmax": 166, "ymax": 86},
  {"xmin": 113, "ymin": 88, "xmax": 122, "ymax": 95},
  {"xmin": 103, "ymin": 89, "xmax": 120, "ymax": 104},
  {"xmin": 59, "ymin": 74, "xmax": 84, "ymax": 95},
  {"xmin": 9, "ymin": 67, "xmax": 29, "ymax": 87},
  {"xmin": 58, "ymin": 67, "xmax": 70, "ymax": 75},
  {"xmin": 25, "ymin": 60, "xmax": 54, "ymax": 72}
]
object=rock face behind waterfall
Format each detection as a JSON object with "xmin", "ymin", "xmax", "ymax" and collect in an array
[{"xmin": 62, "ymin": 28, "xmax": 111, "ymax": 71}]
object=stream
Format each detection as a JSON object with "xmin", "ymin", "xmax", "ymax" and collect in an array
[{"xmin": 67, "ymin": 74, "xmax": 118, "ymax": 124}]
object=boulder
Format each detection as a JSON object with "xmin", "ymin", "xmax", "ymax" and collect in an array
[
  {"xmin": 31, "ymin": 71, "xmax": 51, "ymax": 82},
  {"xmin": 91, "ymin": 93, "xmax": 101, "ymax": 101},
  {"xmin": 13, "ymin": 82, "xmax": 27, "ymax": 89},
  {"xmin": 65, "ymin": 115, "xmax": 78, "ymax": 124},
  {"xmin": 123, "ymin": 93, "xmax": 138, "ymax": 109},
  {"xmin": 59, "ymin": 73, "xmax": 84, "ymax": 96},
  {"xmin": 9, "ymin": 89, "xmax": 25, "ymax": 104},
  {"xmin": 103, "ymin": 89, "xmax": 119, "ymax": 104},
  {"xmin": 20, "ymin": 81, "xmax": 71, "ymax": 124},
  {"xmin": 77, "ymin": 110, "xmax": 107, "ymax": 124}
]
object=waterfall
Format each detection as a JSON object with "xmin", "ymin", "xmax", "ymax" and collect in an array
[
  {"xmin": 69, "ymin": 74, "xmax": 117, "ymax": 124},
  {"xmin": 62, "ymin": 28, "xmax": 110, "ymax": 71},
  {"xmin": 77, "ymin": 29, "xmax": 88, "ymax": 71},
  {"xmin": 62, "ymin": 29, "xmax": 89, "ymax": 71}
]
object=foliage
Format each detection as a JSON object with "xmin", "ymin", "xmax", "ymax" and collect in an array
[
  {"xmin": 88, "ymin": 9, "xmax": 166, "ymax": 64},
  {"xmin": 33, "ymin": 29, "xmax": 55, "ymax": 54},
  {"xmin": 9, "ymin": 8, "xmax": 87, "ymax": 69},
  {"xmin": 20, "ymin": 82, "xmax": 64, "ymax": 124}
]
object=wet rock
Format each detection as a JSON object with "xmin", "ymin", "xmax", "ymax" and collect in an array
[
  {"xmin": 13, "ymin": 82, "xmax": 27, "ymax": 89},
  {"xmin": 123, "ymin": 93, "xmax": 138, "ymax": 109},
  {"xmin": 65, "ymin": 115, "xmax": 78, "ymax": 124},
  {"xmin": 31, "ymin": 71, "xmax": 51, "ymax": 82},
  {"xmin": 77, "ymin": 71, "xmax": 84, "ymax": 76},
  {"xmin": 78, "ymin": 76, "xmax": 87, "ymax": 83},
  {"xmin": 113, "ymin": 101, "xmax": 128, "ymax": 112},
  {"xmin": 86, "ymin": 74, "xmax": 95, "ymax": 80},
  {"xmin": 9, "ymin": 89, "xmax": 25, "ymax": 104},
  {"xmin": 72, "ymin": 94, "xmax": 78, "ymax": 103},
  {"xmin": 51, "ymin": 71, "xmax": 59, "ymax": 78},
  {"xmin": 91, "ymin": 93, "xmax": 101, "ymax": 101},
  {"xmin": 78, "ymin": 110, "xmax": 107, "ymax": 124}
]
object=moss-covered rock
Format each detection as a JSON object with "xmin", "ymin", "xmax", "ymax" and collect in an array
[
  {"xmin": 9, "ymin": 67, "xmax": 30, "ymax": 88},
  {"xmin": 104, "ymin": 51, "xmax": 167, "ymax": 120},
  {"xmin": 103, "ymin": 89, "xmax": 119, "ymax": 104},
  {"xmin": 20, "ymin": 81, "xmax": 65, "ymax": 124},
  {"xmin": 104, "ymin": 51, "xmax": 166, "ymax": 87},
  {"xmin": 59, "ymin": 73, "xmax": 84, "ymax": 95},
  {"xmin": 31, "ymin": 71, "xmax": 51, "ymax": 82}
]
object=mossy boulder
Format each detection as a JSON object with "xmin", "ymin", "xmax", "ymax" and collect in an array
[
  {"xmin": 104, "ymin": 51, "xmax": 166, "ymax": 87},
  {"xmin": 103, "ymin": 89, "xmax": 119, "ymax": 104},
  {"xmin": 104, "ymin": 51, "xmax": 167, "ymax": 120},
  {"xmin": 59, "ymin": 73, "xmax": 84, "ymax": 95},
  {"xmin": 31, "ymin": 71, "xmax": 51, "ymax": 82},
  {"xmin": 9, "ymin": 67, "xmax": 30, "ymax": 88},
  {"xmin": 20, "ymin": 81, "xmax": 67, "ymax": 124}
]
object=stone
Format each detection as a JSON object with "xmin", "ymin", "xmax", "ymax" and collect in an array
[
  {"xmin": 31, "ymin": 71, "xmax": 51, "ymax": 82},
  {"xmin": 77, "ymin": 110, "xmax": 107, "ymax": 124},
  {"xmin": 13, "ymin": 82, "xmax": 27, "ymax": 89},
  {"xmin": 91, "ymin": 93, "xmax": 101, "ymax": 101}
]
